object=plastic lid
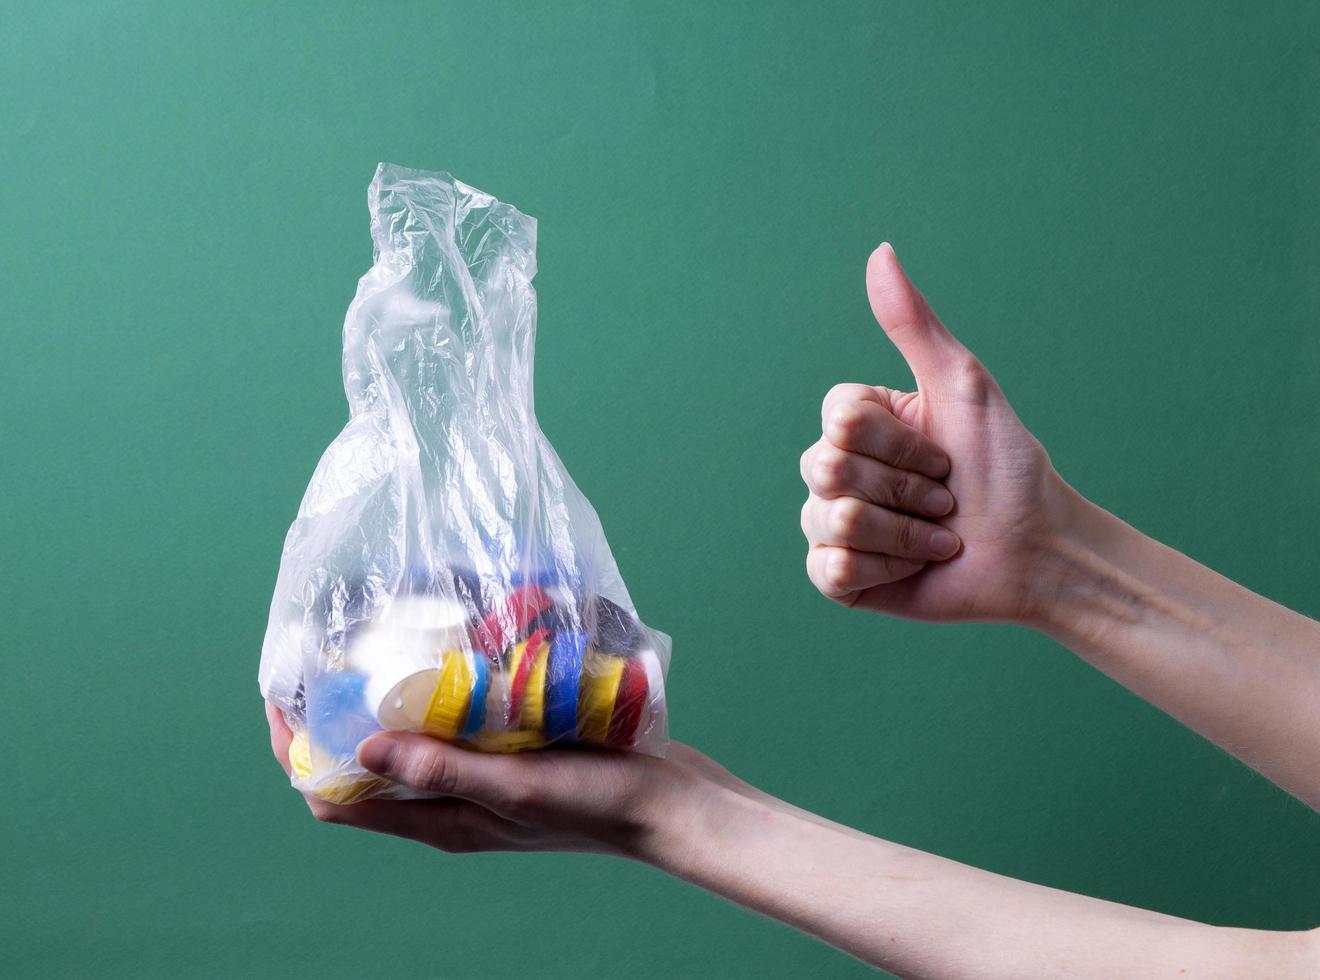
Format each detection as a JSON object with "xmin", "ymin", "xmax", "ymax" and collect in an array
[
  {"xmin": 467, "ymin": 729, "xmax": 546, "ymax": 753},
  {"xmin": 507, "ymin": 628, "xmax": 551, "ymax": 726},
  {"xmin": 519, "ymin": 641, "xmax": 551, "ymax": 731},
  {"xmin": 288, "ymin": 729, "xmax": 313, "ymax": 780},
  {"xmin": 607, "ymin": 656, "xmax": 649, "ymax": 748},
  {"xmin": 421, "ymin": 650, "xmax": 475, "ymax": 739},
  {"xmin": 577, "ymin": 653, "xmax": 626, "ymax": 744},
  {"xmin": 545, "ymin": 631, "xmax": 588, "ymax": 741},
  {"xmin": 460, "ymin": 654, "xmax": 491, "ymax": 738}
]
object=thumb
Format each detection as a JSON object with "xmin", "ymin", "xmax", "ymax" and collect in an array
[
  {"xmin": 358, "ymin": 732, "xmax": 531, "ymax": 816},
  {"xmin": 866, "ymin": 243, "xmax": 968, "ymax": 385}
]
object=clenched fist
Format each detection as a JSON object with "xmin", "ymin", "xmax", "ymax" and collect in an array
[{"xmin": 800, "ymin": 244, "xmax": 1077, "ymax": 624}]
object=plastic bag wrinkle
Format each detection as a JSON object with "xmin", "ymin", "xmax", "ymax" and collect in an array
[{"xmin": 260, "ymin": 163, "xmax": 670, "ymax": 804}]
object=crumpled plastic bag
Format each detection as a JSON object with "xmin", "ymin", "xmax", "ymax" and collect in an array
[{"xmin": 259, "ymin": 163, "xmax": 670, "ymax": 804}]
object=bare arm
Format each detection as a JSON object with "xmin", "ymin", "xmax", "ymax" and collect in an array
[
  {"xmin": 1036, "ymin": 489, "xmax": 1320, "ymax": 809},
  {"xmin": 655, "ymin": 776, "xmax": 1315, "ymax": 979},
  {"xmin": 265, "ymin": 706, "xmax": 1318, "ymax": 978}
]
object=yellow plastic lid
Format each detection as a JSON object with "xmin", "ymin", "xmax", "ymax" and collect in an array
[
  {"xmin": 577, "ymin": 652, "xmax": 626, "ymax": 744},
  {"xmin": 292, "ymin": 728, "xmax": 389, "ymax": 803},
  {"xmin": 288, "ymin": 729, "xmax": 313, "ymax": 780},
  {"xmin": 310, "ymin": 773, "xmax": 389, "ymax": 805},
  {"xmin": 468, "ymin": 729, "xmax": 546, "ymax": 753},
  {"xmin": 422, "ymin": 649, "xmax": 475, "ymax": 739},
  {"xmin": 519, "ymin": 644, "xmax": 551, "ymax": 731}
]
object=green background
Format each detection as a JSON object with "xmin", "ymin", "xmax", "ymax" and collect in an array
[{"xmin": 4, "ymin": 1, "xmax": 1319, "ymax": 977}]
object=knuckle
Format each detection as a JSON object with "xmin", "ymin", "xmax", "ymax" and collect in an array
[
  {"xmin": 826, "ymin": 550, "xmax": 853, "ymax": 590},
  {"xmin": 887, "ymin": 433, "xmax": 922, "ymax": 469},
  {"xmin": 951, "ymin": 355, "xmax": 992, "ymax": 399},
  {"xmin": 405, "ymin": 749, "xmax": 458, "ymax": 795},
  {"xmin": 824, "ymin": 382, "xmax": 855, "ymax": 407},
  {"xmin": 830, "ymin": 497, "xmax": 865, "ymax": 540},
  {"xmin": 894, "ymin": 516, "xmax": 921, "ymax": 553},
  {"xmin": 887, "ymin": 471, "xmax": 912, "ymax": 506},
  {"xmin": 812, "ymin": 449, "xmax": 849, "ymax": 491},
  {"xmin": 828, "ymin": 401, "xmax": 865, "ymax": 442}
]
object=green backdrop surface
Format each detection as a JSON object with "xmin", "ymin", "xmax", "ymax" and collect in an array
[{"xmin": 3, "ymin": 2, "xmax": 1319, "ymax": 977}]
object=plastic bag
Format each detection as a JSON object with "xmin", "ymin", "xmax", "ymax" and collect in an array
[{"xmin": 259, "ymin": 163, "xmax": 670, "ymax": 804}]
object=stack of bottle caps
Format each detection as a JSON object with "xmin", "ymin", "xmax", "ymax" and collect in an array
[{"xmin": 292, "ymin": 572, "xmax": 664, "ymax": 803}]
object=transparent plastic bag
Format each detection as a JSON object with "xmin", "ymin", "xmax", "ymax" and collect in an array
[{"xmin": 259, "ymin": 163, "xmax": 670, "ymax": 804}]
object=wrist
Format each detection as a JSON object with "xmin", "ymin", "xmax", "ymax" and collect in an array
[
  {"xmin": 1021, "ymin": 483, "xmax": 1146, "ymax": 640},
  {"xmin": 629, "ymin": 766, "xmax": 773, "ymax": 874}
]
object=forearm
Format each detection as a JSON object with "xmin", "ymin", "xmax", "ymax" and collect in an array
[
  {"xmin": 1036, "ymin": 486, "xmax": 1320, "ymax": 808},
  {"xmin": 640, "ymin": 781, "xmax": 1313, "ymax": 978}
]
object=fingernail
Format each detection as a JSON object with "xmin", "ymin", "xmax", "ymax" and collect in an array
[
  {"xmin": 923, "ymin": 487, "xmax": 954, "ymax": 516},
  {"xmin": 357, "ymin": 734, "xmax": 399, "ymax": 774},
  {"xmin": 929, "ymin": 529, "xmax": 960, "ymax": 558}
]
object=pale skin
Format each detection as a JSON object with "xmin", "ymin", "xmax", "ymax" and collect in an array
[{"xmin": 266, "ymin": 243, "xmax": 1320, "ymax": 977}]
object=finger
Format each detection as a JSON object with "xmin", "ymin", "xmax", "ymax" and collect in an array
[
  {"xmin": 804, "ymin": 441, "xmax": 954, "ymax": 516},
  {"xmin": 265, "ymin": 701, "xmax": 294, "ymax": 776},
  {"xmin": 823, "ymin": 398, "xmax": 950, "ymax": 479},
  {"xmin": 807, "ymin": 546, "xmax": 925, "ymax": 597},
  {"xmin": 358, "ymin": 733, "xmax": 541, "ymax": 818},
  {"xmin": 822, "ymin": 383, "xmax": 922, "ymax": 431},
  {"xmin": 820, "ymin": 383, "xmax": 886, "ymax": 428},
  {"xmin": 304, "ymin": 794, "xmax": 521, "ymax": 853},
  {"xmin": 866, "ymin": 243, "xmax": 969, "ymax": 386},
  {"xmin": 803, "ymin": 495, "xmax": 961, "ymax": 561}
]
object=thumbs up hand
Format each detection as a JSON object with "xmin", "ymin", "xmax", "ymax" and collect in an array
[{"xmin": 800, "ymin": 244, "xmax": 1071, "ymax": 624}]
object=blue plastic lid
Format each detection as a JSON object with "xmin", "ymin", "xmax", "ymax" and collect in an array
[
  {"xmin": 460, "ymin": 653, "xmax": 492, "ymax": 738},
  {"xmin": 306, "ymin": 671, "xmax": 382, "ymax": 755},
  {"xmin": 544, "ymin": 631, "xmax": 588, "ymax": 741}
]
